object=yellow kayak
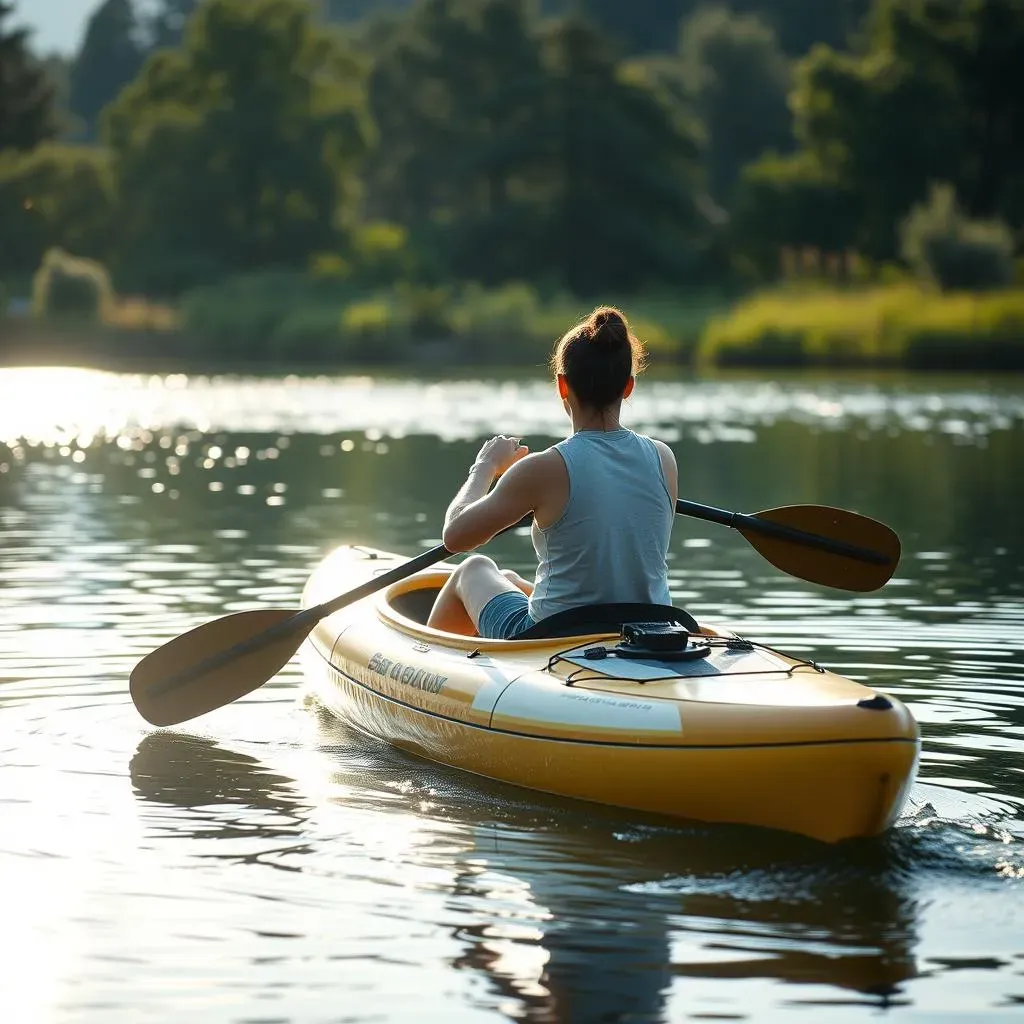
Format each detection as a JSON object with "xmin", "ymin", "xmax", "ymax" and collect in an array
[{"xmin": 301, "ymin": 544, "xmax": 920, "ymax": 843}]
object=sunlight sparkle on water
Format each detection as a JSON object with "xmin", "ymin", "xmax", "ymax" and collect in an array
[{"xmin": 3, "ymin": 368, "xmax": 1023, "ymax": 453}]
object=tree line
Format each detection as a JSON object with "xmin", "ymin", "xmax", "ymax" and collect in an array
[{"xmin": 1, "ymin": 0, "xmax": 1021, "ymax": 301}]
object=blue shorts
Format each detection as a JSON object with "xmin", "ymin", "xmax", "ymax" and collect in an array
[{"xmin": 478, "ymin": 591, "xmax": 536, "ymax": 639}]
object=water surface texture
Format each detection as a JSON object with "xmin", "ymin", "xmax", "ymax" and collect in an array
[{"xmin": 1, "ymin": 367, "xmax": 1022, "ymax": 1023}]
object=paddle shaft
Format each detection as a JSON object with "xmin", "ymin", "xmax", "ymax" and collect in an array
[
  {"xmin": 312, "ymin": 543, "xmax": 452, "ymax": 618},
  {"xmin": 675, "ymin": 499, "xmax": 889, "ymax": 565}
]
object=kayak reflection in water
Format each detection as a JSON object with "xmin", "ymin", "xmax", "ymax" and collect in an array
[
  {"xmin": 129, "ymin": 730, "xmax": 921, "ymax": 1020},
  {"xmin": 427, "ymin": 306, "xmax": 679, "ymax": 639}
]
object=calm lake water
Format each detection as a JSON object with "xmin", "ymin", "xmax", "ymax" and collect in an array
[{"xmin": 0, "ymin": 366, "xmax": 1022, "ymax": 1023}]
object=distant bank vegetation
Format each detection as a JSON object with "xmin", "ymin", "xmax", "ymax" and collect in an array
[
  {"xmin": 4, "ymin": 0, "xmax": 1024, "ymax": 371},
  {"xmin": 699, "ymin": 285, "xmax": 1024, "ymax": 371},
  {"xmin": 19, "ymin": 244, "xmax": 1024, "ymax": 372}
]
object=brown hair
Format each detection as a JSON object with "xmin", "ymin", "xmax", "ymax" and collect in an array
[{"xmin": 550, "ymin": 306, "xmax": 647, "ymax": 409}]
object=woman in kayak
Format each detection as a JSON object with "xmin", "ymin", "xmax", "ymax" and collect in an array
[{"xmin": 427, "ymin": 305, "xmax": 679, "ymax": 638}]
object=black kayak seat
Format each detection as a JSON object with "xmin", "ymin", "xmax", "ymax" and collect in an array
[{"xmin": 513, "ymin": 603, "xmax": 699, "ymax": 641}]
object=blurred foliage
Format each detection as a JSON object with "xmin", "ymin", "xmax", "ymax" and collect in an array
[
  {"xmin": 0, "ymin": 143, "xmax": 117, "ymax": 278},
  {"xmin": 348, "ymin": 221, "xmax": 415, "ymax": 286},
  {"xmin": 564, "ymin": 1, "xmax": 869, "ymax": 57},
  {"xmin": 533, "ymin": 15, "xmax": 702, "ymax": 293},
  {"xmin": 327, "ymin": 1, "xmax": 872, "ymax": 57},
  {"xmin": 730, "ymin": 152, "xmax": 856, "ymax": 280},
  {"xmin": 677, "ymin": 4, "xmax": 792, "ymax": 205},
  {"xmin": 790, "ymin": 0, "xmax": 1024, "ymax": 260},
  {"xmin": 101, "ymin": 0, "xmax": 369, "ymax": 294},
  {"xmin": 0, "ymin": 2, "xmax": 57, "ymax": 150},
  {"xmin": 69, "ymin": 0, "xmax": 145, "ymax": 140},
  {"xmin": 148, "ymin": 0, "xmax": 200, "ymax": 49},
  {"xmin": 362, "ymin": 1, "xmax": 700, "ymax": 293},
  {"xmin": 174, "ymin": 270, "xmax": 719, "ymax": 365},
  {"xmin": 2, "ymin": 0, "xmax": 1023, "ymax": 369},
  {"xmin": 179, "ymin": 270, "xmax": 354, "ymax": 358},
  {"xmin": 699, "ymin": 284, "xmax": 1024, "ymax": 370},
  {"xmin": 104, "ymin": 294, "xmax": 179, "ymax": 330},
  {"xmin": 31, "ymin": 247, "xmax": 114, "ymax": 320},
  {"xmin": 41, "ymin": 54, "xmax": 83, "ymax": 138},
  {"xmin": 900, "ymin": 183, "xmax": 1014, "ymax": 293}
]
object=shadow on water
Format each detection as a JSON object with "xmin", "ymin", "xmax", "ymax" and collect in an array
[
  {"xmin": 129, "ymin": 732, "xmax": 316, "ymax": 866},
  {"xmin": 123, "ymin": 721, "xmax": 1019, "ymax": 1020}
]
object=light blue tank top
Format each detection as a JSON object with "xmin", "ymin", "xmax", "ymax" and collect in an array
[{"xmin": 528, "ymin": 429, "xmax": 673, "ymax": 621}]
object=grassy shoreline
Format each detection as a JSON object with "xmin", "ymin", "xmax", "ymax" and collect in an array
[
  {"xmin": 698, "ymin": 284, "xmax": 1024, "ymax": 370},
  {"xmin": 5, "ymin": 280, "xmax": 1024, "ymax": 372}
]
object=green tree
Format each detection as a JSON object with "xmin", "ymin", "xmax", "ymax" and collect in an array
[
  {"xmin": 146, "ymin": 0, "xmax": 199, "ymax": 49},
  {"xmin": 794, "ymin": 44, "xmax": 957, "ymax": 258},
  {"xmin": 679, "ymin": 4, "xmax": 792, "ymax": 205},
  {"xmin": 576, "ymin": 0, "xmax": 694, "ymax": 54},
  {"xmin": 730, "ymin": 0, "xmax": 870, "ymax": 56},
  {"xmin": 791, "ymin": 0, "xmax": 1024, "ymax": 259},
  {"xmin": 0, "ymin": 144, "xmax": 117, "ymax": 278},
  {"xmin": 885, "ymin": 0, "xmax": 1024, "ymax": 223},
  {"xmin": 325, "ymin": 0, "xmax": 414, "ymax": 19},
  {"xmin": 900, "ymin": 182, "xmax": 1014, "ymax": 291},
  {"xmin": 69, "ymin": 0, "xmax": 146, "ymax": 139},
  {"xmin": 535, "ymin": 15, "xmax": 701, "ymax": 292},
  {"xmin": 730, "ymin": 151, "xmax": 857, "ymax": 278},
  {"xmin": 324, "ymin": 0, "xmax": 566, "ymax": 24},
  {"xmin": 364, "ymin": 0, "xmax": 551, "ymax": 282},
  {"xmin": 0, "ymin": 1, "xmax": 57, "ymax": 151},
  {"xmin": 41, "ymin": 53, "xmax": 83, "ymax": 138},
  {"xmin": 574, "ymin": 0, "xmax": 870, "ymax": 57},
  {"xmin": 365, "ymin": 2, "xmax": 700, "ymax": 292},
  {"xmin": 103, "ymin": 0, "xmax": 368, "ymax": 293}
]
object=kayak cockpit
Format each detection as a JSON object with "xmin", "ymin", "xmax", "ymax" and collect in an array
[{"xmin": 377, "ymin": 570, "xmax": 707, "ymax": 647}]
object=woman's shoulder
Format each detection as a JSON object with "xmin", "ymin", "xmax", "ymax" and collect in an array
[
  {"xmin": 502, "ymin": 446, "xmax": 569, "ymax": 526},
  {"xmin": 626, "ymin": 430, "xmax": 675, "ymax": 459},
  {"xmin": 504, "ymin": 445, "xmax": 565, "ymax": 482},
  {"xmin": 528, "ymin": 445, "xmax": 570, "ymax": 471}
]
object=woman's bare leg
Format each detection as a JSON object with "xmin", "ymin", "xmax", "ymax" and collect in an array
[
  {"xmin": 427, "ymin": 554, "xmax": 528, "ymax": 634},
  {"xmin": 426, "ymin": 567, "xmax": 478, "ymax": 635},
  {"xmin": 501, "ymin": 569, "xmax": 533, "ymax": 597}
]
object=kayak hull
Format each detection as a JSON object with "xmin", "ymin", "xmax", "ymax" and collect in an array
[{"xmin": 301, "ymin": 545, "xmax": 920, "ymax": 843}]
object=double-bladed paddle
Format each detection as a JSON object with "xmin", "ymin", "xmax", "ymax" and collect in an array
[{"xmin": 130, "ymin": 499, "xmax": 900, "ymax": 727}]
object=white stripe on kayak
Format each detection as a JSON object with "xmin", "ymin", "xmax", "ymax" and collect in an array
[{"xmin": 493, "ymin": 680, "xmax": 683, "ymax": 734}]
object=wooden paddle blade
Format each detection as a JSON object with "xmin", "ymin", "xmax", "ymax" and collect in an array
[
  {"xmin": 130, "ymin": 608, "xmax": 309, "ymax": 727},
  {"xmin": 739, "ymin": 505, "xmax": 901, "ymax": 592}
]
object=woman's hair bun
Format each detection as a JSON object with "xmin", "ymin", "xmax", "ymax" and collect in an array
[{"xmin": 589, "ymin": 306, "xmax": 628, "ymax": 349}]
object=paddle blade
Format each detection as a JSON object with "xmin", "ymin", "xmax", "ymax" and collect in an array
[
  {"xmin": 130, "ymin": 608, "xmax": 309, "ymax": 727},
  {"xmin": 740, "ymin": 505, "xmax": 901, "ymax": 592}
]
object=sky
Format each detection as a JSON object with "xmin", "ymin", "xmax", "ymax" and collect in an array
[{"xmin": 14, "ymin": 0, "xmax": 98, "ymax": 55}]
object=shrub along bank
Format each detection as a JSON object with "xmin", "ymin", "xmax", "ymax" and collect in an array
[
  {"xmin": 176, "ymin": 275, "xmax": 720, "ymax": 366},
  {"xmin": 11, "ymin": 255, "xmax": 718, "ymax": 368},
  {"xmin": 697, "ymin": 285, "xmax": 1024, "ymax": 370}
]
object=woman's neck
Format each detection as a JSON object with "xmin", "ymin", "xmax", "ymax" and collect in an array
[{"xmin": 570, "ymin": 403, "xmax": 622, "ymax": 433}]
